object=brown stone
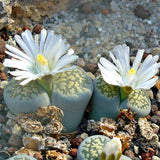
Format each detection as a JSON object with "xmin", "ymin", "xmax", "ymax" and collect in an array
[
  {"xmin": 22, "ymin": 26, "xmax": 31, "ymax": 31},
  {"xmin": 151, "ymin": 105, "xmax": 158, "ymax": 114},
  {"xmin": 8, "ymin": 135, "xmax": 23, "ymax": 147},
  {"xmin": 101, "ymin": 9, "xmax": 109, "ymax": 15},
  {"xmin": 124, "ymin": 150, "xmax": 135, "ymax": 159},
  {"xmin": 7, "ymin": 147, "xmax": 19, "ymax": 154},
  {"xmin": 149, "ymin": 148, "xmax": 154, "ymax": 157},
  {"xmin": 84, "ymin": 63, "xmax": 97, "ymax": 74},
  {"xmin": 0, "ymin": 38, "xmax": 6, "ymax": 56},
  {"xmin": 134, "ymin": 5, "xmax": 151, "ymax": 19},
  {"xmin": 2, "ymin": 34, "xmax": 9, "ymax": 41},
  {"xmin": 142, "ymin": 152, "xmax": 151, "ymax": 160},
  {"xmin": 69, "ymin": 148, "xmax": 77, "ymax": 157},
  {"xmin": 0, "ymin": 72, "xmax": 7, "ymax": 80},
  {"xmin": 34, "ymin": 152, "xmax": 43, "ymax": 160},
  {"xmin": 70, "ymin": 137, "xmax": 83, "ymax": 148},
  {"xmin": 33, "ymin": 24, "xmax": 43, "ymax": 34}
]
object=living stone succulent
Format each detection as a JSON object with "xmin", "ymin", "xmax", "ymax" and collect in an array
[
  {"xmin": 51, "ymin": 66, "xmax": 93, "ymax": 132},
  {"xmin": 77, "ymin": 135, "xmax": 131, "ymax": 160},
  {"xmin": 4, "ymin": 66, "xmax": 93, "ymax": 132},
  {"xmin": 3, "ymin": 78, "xmax": 50, "ymax": 114},
  {"xmin": 89, "ymin": 76, "xmax": 120, "ymax": 121},
  {"xmin": 8, "ymin": 154, "xmax": 36, "ymax": 160},
  {"xmin": 89, "ymin": 44, "xmax": 160, "ymax": 121},
  {"xmin": 3, "ymin": 28, "xmax": 94, "ymax": 133},
  {"xmin": 119, "ymin": 89, "xmax": 151, "ymax": 118},
  {"xmin": 90, "ymin": 76, "xmax": 152, "ymax": 120}
]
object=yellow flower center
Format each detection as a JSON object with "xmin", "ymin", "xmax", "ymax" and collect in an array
[
  {"xmin": 128, "ymin": 68, "xmax": 136, "ymax": 76},
  {"xmin": 37, "ymin": 54, "xmax": 48, "ymax": 66},
  {"xmin": 122, "ymin": 86, "xmax": 133, "ymax": 95}
]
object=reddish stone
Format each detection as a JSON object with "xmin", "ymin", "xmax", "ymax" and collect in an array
[
  {"xmin": 146, "ymin": 115, "xmax": 151, "ymax": 120},
  {"xmin": 70, "ymin": 137, "xmax": 83, "ymax": 148},
  {"xmin": 84, "ymin": 63, "xmax": 97, "ymax": 74},
  {"xmin": 142, "ymin": 53, "xmax": 150, "ymax": 60},
  {"xmin": 124, "ymin": 150, "xmax": 135, "ymax": 159},
  {"xmin": 33, "ymin": 24, "xmax": 43, "ymax": 34},
  {"xmin": 151, "ymin": 105, "xmax": 158, "ymax": 114},
  {"xmin": 0, "ymin": 54, "xmax": 5, "ymax": 61},
  {"xmin": 101, "ymin": 9, "xmax": 110, "ymax": 15},
  {"xmin": 70, "ymin": 148, "xmax": 77, "ymax": 157},
  {"xmin": 142, "ymin": 152, "xmax": 151, "ymax": 160},
  {"xmin": 149, "ymin": 148, "xmax": 154, "ymax": 157},
  {"xmin": 23, "ymin": 26, "xmax": 31, "ymax": 31},
  {"xmin": 34, "ymin": 152, "xmax": 43, "ymax": 160},
  {"xmin": 2, "ymin": 34, "xmax": 9, "ymax": 41},
  {"xmin": 0, "ymin": 72, "xmax": 7, "ymax": 80},
  {"xmin": 7, "ymin": 147, "xmax": 19, "ymax": 154}
]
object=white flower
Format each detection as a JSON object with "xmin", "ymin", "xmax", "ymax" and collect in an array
[
  {"xmin": 98, "ymin": 44, "xmax": 160, "ymax": 90},
  {"xmin": 100, "ymin": 137, "xmax": 122, "ymax": 160},
  {"xmin": 3, "ymin": 29, "xmax": 78, "ymax": 85}
]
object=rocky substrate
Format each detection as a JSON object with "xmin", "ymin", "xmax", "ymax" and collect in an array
[{"xmin": 0, "ymin": 0, "xmax": 160, "ymax": 160}]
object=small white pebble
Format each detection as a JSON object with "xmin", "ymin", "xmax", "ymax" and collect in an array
[{"xmin": 80, "ymin": 132, "xmax": 88, "ymax": 139}]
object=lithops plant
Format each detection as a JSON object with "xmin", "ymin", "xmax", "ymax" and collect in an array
[
  {"xmin": 77, "ymin": 135, "xmax": 131, "ymax": 160},
  {"xmin": 51, "ymin": 66, "xmax": 93, "ymax": 132},
  {"xmin": 119, "ymin": 89, "xmax": 151, "ymax": 117},
  {"xmin": 77, "ymin": 135, "xmax": 111, "ymax": 160},
  {"xmin": 90, "ymin": 44, "xmax": 160, "ymax": 120},
  {"xmin": 3, "ymin": 78, "xmax": 50, "ymax": 114},
  {"xmin": 3, "ymin": 29, "xmax": 93, "ymax": 132},
  {"xmin": 8, "ymin": 154, "xmax": 36, "ymax": 160},
  {"xmin": 89, "ymin": 75, "xmax": 120, "ymax": 121},
  {"xmin": 100, "ymin": 137, "xmax": 122, "ymax": 160},
  {"xmin": 3, "ymin": 28, "xmax": 78, "ymax": 115}
]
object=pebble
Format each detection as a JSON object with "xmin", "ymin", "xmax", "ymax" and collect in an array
[
  {"xmin": 134, "ymin": 5, "xmax": 151, "ymax": 19},
  {"xmin": 149, "ymin": 147, "xmax": 155, "ymax": 157},
  {"xmin": 87, "ymin": 24, "xmax": 98, "ymax": 37},
  {"xmin": 84, "ymin": 63, "xmax": 97, "ymax": 73},
  {"xmin": 0, "ymin": 72, "xmax": 7, "ymax": 80},
  {"xmin": 101, "ymin": 9, "xmax": 109, "ymax": 15},
  {"xmin": 152, "ymin": 156, "xmax": 160, "ymax": 160},
  {"xmin": 151, "ymin": 123, "xmax": 159, "ymax": 134},
  {"xmin": 150, "ymin": 115, "xmax": 160, "ymax": 124},
  {"xmin": 70, "ymin": 148, "xmax": 77, "ymax": 157},
  {"xmin": 70, "ymin": 137, "xmax": 83, "ymax": 148},
  {"xmin": 33, "ymin": 24, "xmax": 43, "ymax": 34},
  {"xmin": 8, "ymin": 135, "xmax": 22, "ymax": 147},
  {"xmin": 0, "ymin": 150, "xmax": 10, "ymax": 160},
  {"xmin": 0, "ymin": 115, "xmax": 5, "ymax": 123},
  {"xmin": 12, "ymin": 124, "xmax": 22, "ymax": 136},
  {"xmin": 22, "ymin": 26, "xmax": 31, "ymax": 31},
  {"xmin": 145, "ymin": 89, "xmax": 154, "ymax": 100},
  {"xmin": 156, "ymin": 90, "xmax": 160, "ymax": 102},
  {"xmin": 134, "ymin": 145, "xmax": 139, "ymax": 155},
  {"xmin": 151, "ymin": 105, "xmax": 158, "ymax": 114},
  {"xmin": 6, "ymin": 119, "xmax": 16, "ymax": 127},
  {"xmin": 124, "ymin": 150, "xmax": 135, "ymax": 159},
  {"xmin": 77, "ymin": 58, "xmax": 86, "ymax": 68},
  {"xmin": 0, "ymin": 80, "xmax": 8, "ymax": 89},
  {"xmin": 7, "ymin": 147, "xmax": 18, "ymax": 154},
  {"xmin": 141, "ymin": 152, "xmax": 151, "ymax": 160},
  {"xmin": 33, "ymin": 152, "xmax": 43, "ymax": 160},
  {"xmin": 80, "ymin": 132, "xmax": 88, "ymax": 139},
  {"xmin": 110, "ymin": 1, "xmax": 120, "ymax": 12}
]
